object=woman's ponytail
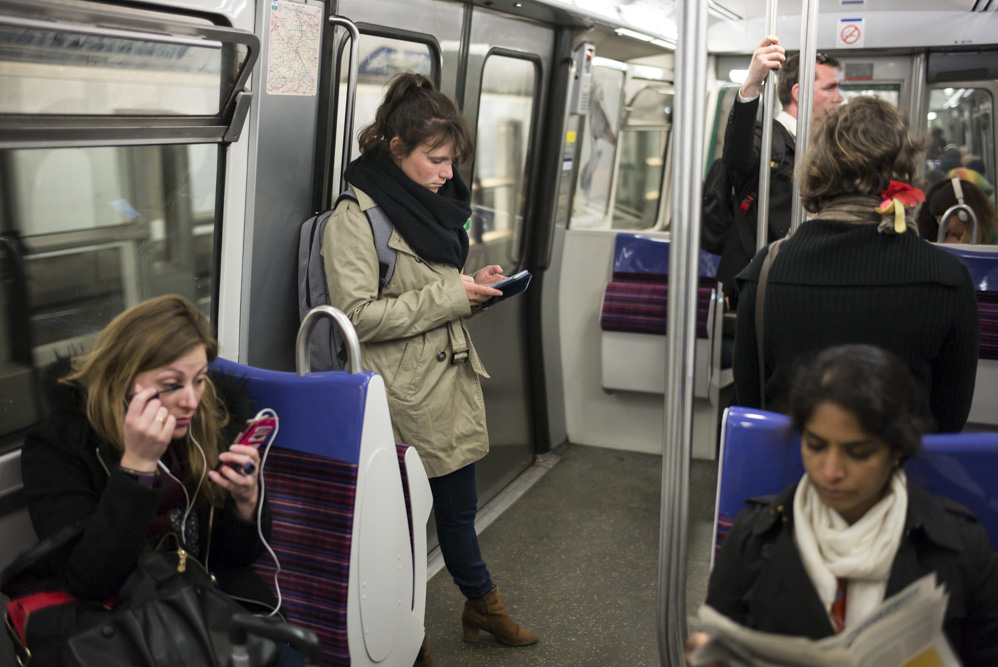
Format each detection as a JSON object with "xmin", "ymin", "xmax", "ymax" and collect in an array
[{"xmin": 357, "ymin": 72, "xmax": 473, "ymax": 163}]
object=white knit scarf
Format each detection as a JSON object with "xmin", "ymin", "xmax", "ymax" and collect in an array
[{"xmin": 793, "ymin": 470, "xmax": 908, "ymax": 629}]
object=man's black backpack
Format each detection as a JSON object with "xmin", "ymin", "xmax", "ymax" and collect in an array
[
  {"xmin": 298, "ymin": 189, "xmax": 396, "ymax": 371},
  {"xmin": 700, "ymin": 158, "xmax": 755, "ymax": 255},
  {"xmin": 700, "ymin": 158, "xmax": 739, "ymax": 256},
  {"xmin": 701, "ymin": 123, "xmax": 792, "ymax": 257}
]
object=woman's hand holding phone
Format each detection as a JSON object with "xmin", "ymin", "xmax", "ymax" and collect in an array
[
  {"xmin": 121, "ymin": 384, "xmax": 173, "ymax": 472},
  {"xmin": 210, "ymin": 443, "xmax": 262, "ymax": 521},
  {"xmin": 210, "ymin": 415, "xmax": 274, "ymax": 520},
  {"xmin": 463, "ymin": 265, "xmax": 504, "ymax": 306}
]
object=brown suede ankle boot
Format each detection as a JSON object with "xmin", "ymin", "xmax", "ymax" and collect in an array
[
  {"xmin": 413, "ymin": 636, "xmax": 433, "ymax": 667},
  {"xmin": 461, "ymin": 586, "xmax": 539, "ymax": 646}
]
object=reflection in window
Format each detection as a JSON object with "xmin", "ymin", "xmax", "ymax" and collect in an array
[
  {"xmin": 470, "ymin": 56, "xmax": 537, "ymax": 262},
  {"xmin": 572, "ymin": 65, "xmax": 624, "ymax": 229},
  {"xmin": 335, "ymin": 35, "xmax": 434, "ymax": 181},
  {"xmin": 612, "ymin": 85, "xmax": 672, "ymax": 230},
  {"xmin": 0, "ymin": 20, "xmax": 243, "ymax": 116},
  {"xmin": 926, "ymin": 87, "xmax": 995, "ymax": 205},
  {"xmin": 0, "ymin": 144, "xmax": 219, "ymax": 437}
]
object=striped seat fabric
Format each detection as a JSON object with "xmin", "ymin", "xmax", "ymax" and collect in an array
[
  {"xmin": 600, "ymin": 274, "xmax": 716, "ymax": 339},
  {"xmin": 977, "ymin": 291, "xmax": 998, "ymax": 360},
  {"xmin": 253, "ymin": 448, "xmax": 359, "ymax": 665},
  {"xmin": 254, "ymin": 443, "xmax": 417, "ymax": 666}
]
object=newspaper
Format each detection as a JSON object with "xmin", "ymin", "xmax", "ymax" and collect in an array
[{"xmin": 690, "ymin": 573, "xmax": 960, "ymax": 667}]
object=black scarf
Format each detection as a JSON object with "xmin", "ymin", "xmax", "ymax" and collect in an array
[{"xmin": 345, "ymin": 149, "xmax": 471, "ymax": 269}]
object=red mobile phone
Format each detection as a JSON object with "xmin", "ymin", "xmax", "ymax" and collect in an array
[
  {"xmin": 224, "ymin": 414, "xmax": 277, "ymax": 474},
  {"xmin": 234, "ymin": 415, "xmax": 277, "ymax": 449}
]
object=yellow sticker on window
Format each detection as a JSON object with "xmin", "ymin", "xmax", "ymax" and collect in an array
[{"xmin": 566, "ymin": 131, "xmax": 576, "ymax": 143}]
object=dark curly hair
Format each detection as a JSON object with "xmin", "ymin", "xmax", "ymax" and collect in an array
[
  {"xmin": 357, "ymin": 72, "xmax": 474, "ymax": 163},
  {"xmin": 788, "ymin": 345, "xmax": 928, "ymax": 464},
  {"xmin": 799, "ymin": 96, "xmax": 925, "ymax": 213}
]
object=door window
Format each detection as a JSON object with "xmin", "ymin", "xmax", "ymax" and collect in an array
[
  {"xmin": 333, "ymin": 34, "xmax": 436, "ymax": 188},
  {"xmin": 612, "ymin": 84, "xmax": 672, "ymax": 230},
  {"xmin": 470, "ymin": 54, "xmax": 538, "ymax": 263},
  {"xmin": 927, "ymin": 86, "xmax": 995, "ymax": 205},
  {"xmin": 571, "ymin": 63, "xmax": 625, "ymax": 229}
]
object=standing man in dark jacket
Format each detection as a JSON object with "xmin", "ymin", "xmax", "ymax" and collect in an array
[{"xmin": 718, "ymin": 36, "xmax": 842, "ymax": 307}]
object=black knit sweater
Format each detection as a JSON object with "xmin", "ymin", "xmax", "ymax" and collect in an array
[{"xmin": 734, "ymin": 219, "xmax": 980, "ymax": 432}]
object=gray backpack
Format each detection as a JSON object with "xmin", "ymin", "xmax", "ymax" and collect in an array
[{"xmin": 298, "ymin": 189, "xmax": 396, "ymax": 370}]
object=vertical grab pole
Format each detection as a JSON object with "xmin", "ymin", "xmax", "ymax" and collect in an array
[
  {"xmin": 657, "ymin": 0, "xmax": 708, "ymax": 665},
  {"xmin": 755, "ymin": 0, "xmax": 780, "ymax": 251},
  {"xmin": 909, "ymin": 52, "xmax": 929, "ymax": 183},
  {"xmin": 328, "ymin": 16, "xmax": 359, "ymax": 194},
  {"xmin": 789, "ymin": 0, "xmax": 820, "ymax": 233}
]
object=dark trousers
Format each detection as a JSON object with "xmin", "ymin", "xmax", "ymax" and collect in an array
[{"xmin": 428, "ymin": 462, "xmax": 493, "ymax": 600}]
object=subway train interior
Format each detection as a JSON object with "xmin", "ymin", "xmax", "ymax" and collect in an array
[{"xmin": 1, "ymin": 0, "xmax": 997, "ymax": 664}]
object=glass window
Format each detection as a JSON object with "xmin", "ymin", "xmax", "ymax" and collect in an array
[
  {"xmin": 927, "ymin": 86, "xmax": 996, "ymax": 206},
  {"xmin": 0, "ymin": 2, "xmax": 255, "ymax": 123},
  {"xmin": 706, "ymin": 84, "xmax": 740, "ymax": 169},
  {"xmin": 333, "ymin": 35, "xmax": 435, "ymax": 184},
  {"xmin": 470, "ymin": 55, "xmax": 538, "ymax": 263},
  {"xmin": 0, "ymin": 143, "xmax": 219, "ymax": 441},
  {"xmin": 612, "ymin": 84, "xmax": 672, "ymax": 230},
  {"xmin": 571, "ymin": 64, "xmax": 625, "ymax": 229},
  {"xmin": 839, "ymin": 83, "xmax": 901, "ymax": 107}
]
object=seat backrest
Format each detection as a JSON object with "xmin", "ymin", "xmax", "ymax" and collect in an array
[
  {"xmin": 937, "ymin": 244, "xmax": 998, "ymax": 360},
  {"xmin": 210, "ymin": 358, "xmax": 430, "ymax": 667},
  {"xmin": 713, "ymin": 406, "xmax": 998, "ymax": 565}
]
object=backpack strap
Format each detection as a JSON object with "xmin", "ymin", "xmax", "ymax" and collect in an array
[
  {"xmin": 755, "ymin": 237, "xmax": 786, "ymax": 410},
  {"xmin": 336, "ymin": 189, "xmax": 397, "ymax": 292}
]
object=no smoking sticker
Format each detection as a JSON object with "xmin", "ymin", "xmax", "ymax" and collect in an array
[{"xmin": 837, "ymin": 18, "xmax": 864, "ymax": 48}]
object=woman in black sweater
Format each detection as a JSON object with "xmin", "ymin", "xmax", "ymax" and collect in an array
[{"xmin": 733, "ymin": 96, "xmax": 979, "ymax": 432}]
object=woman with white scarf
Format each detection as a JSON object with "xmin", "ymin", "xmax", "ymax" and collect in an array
[{"xmin": 688, "ymin": 344, "xmax": 998, "ymax": 665}]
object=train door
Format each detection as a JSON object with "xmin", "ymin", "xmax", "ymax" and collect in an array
[{"xmin": 459, "ymin": 10, "xmax": 554, "ymax": 502}]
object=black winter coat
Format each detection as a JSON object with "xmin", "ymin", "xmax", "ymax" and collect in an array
[
  {"xmin": 20, "ymin": 358, "xmax": 275, "ymax": 608},
  {"xmin": 706, "ymin": 483, "xmax": 998, "ymax": 666},
  {"xmin": 717, "ymin": 96, "xmax": 796, "ymax": 305},
  {"xmin": 733, "ymin": 218, "xmax": 979, "ymax": 432}
]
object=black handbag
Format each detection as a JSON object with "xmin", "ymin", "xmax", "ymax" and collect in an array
[{"xmin": 2, "ymin": 528, "xmax": 279, "ymax": 667}]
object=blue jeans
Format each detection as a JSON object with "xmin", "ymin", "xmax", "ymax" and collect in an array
[{"xmin": 429, "ymin": 463, "xmax": 494, "ymax": 599}]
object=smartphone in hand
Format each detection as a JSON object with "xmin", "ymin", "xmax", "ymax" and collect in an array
[{"xmin": 223, "ymin": 413, "xmax": 277, "ymax": 474}]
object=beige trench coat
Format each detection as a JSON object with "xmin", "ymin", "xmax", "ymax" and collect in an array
[{"xmin": 322, "ymin": 185, "xmax": 490, "ymax": 478}]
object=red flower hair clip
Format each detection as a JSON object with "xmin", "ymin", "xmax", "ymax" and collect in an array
[
  {"xmin": 879, "ymin": 181, "xmax": 925, "ymax": 210},
  {"xmin": 876, "ymin": 181, "xmax": 925, "ymax": 234}
]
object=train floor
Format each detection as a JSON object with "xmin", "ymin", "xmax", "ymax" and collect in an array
[{"xmin": 422, "ymin": 443, "xmax": 719, "ymax": 666}]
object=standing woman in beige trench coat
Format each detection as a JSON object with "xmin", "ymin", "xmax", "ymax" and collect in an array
[{"xmin": 323, "ymin": 73, "xmax": 539, "ymax": 659}]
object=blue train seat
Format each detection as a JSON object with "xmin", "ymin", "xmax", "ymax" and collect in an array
[
  {"xmin": 211, "ymin": 356, "xmax": 432, "ymax": 667},
  {"xmin": 598, "ymin": 233, "xmax": 731, "ymax": 459},
  {"xmin": 713, "ymin": 406, "xmax": 998, "ymax": 565},
  {"xmin": 937, "ymin": 244, "xmax": 998, "ymax": 426}
]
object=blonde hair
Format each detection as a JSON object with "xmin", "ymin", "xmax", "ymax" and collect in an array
[
  {"xmin": 800, "ymin": 96, "xmax": 925, "ymax": 213},
  {"xmin": 63, "ymin": 295, "xmax": 227, "ymax": 505}
]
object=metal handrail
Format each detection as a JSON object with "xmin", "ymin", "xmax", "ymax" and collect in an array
[
  {"xmin": 909, "ymin": 53, "xmax": 929, "ymax": 183},
  {"xmin": 295, "ymin": 306, "xmax": 362, "ymax": 376},
  {"xmin": 789, "ymin": 0, "xmax": 820, "ymax": 233},
  {"xmin": 755, "ymin": 0, "xmax": 779, "ymax": 251},
  {"xmin": 329, "ymin": 16, "xmax": 360, "ymax": 194},
  {"xmin": 658, "ymin": 0, "xmax": 708, "ymax": 664}
]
